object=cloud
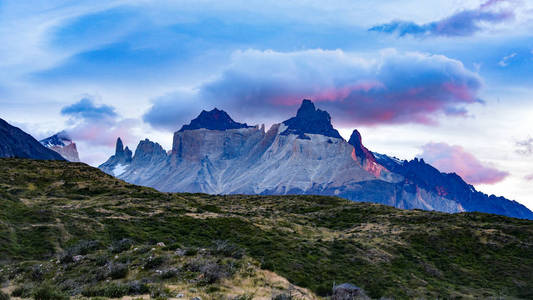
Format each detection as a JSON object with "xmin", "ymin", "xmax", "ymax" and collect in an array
[
  {"xmin": 143, "ymin": 48, "xmax": 482, "ymax": 129},
  {"xmin": 516, "ymin": 137, "xmax": 533, "ymax": 155},
  {"xmin": 61, "ymin": 97, "xmax": 117, "ymax": 120},
  {"xmin": 418, "ymin": 142, "xmax": 509, "ymax": 185},
  {"xmin": 498, "ymin": 52, "xmax": 517, "ymax": 66},
  {"xmin": 369, "ymin": 0, "xmax": 514, "ymax": 37},
  {"xmin": 61, "ymin": 97, "xmax": 137, "ymax": 148}
]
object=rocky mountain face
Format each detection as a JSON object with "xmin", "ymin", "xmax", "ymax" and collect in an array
[
  {"xmin": 99, "ymin": 100, "xmax": 533, "ymax": 219},
  {"xmin": 98, "ymin": 138, "xmax": 133, "ymax": 176},
  {"xmin": 0, "ymin": 118, "xmax": 65, "ymax": 161},
  {"xmin": 39, "ymin": 131, "xmax": 80, "ymax": 162}
]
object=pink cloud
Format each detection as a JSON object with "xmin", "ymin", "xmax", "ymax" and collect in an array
[{"xmin": 418, "ymin": 142, "xmax": 509, "ymax": 185}]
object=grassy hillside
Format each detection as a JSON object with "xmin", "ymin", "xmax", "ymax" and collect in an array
[{"xmin": 1, "ymin": 158, "xmax": 532, "ymax": 299}]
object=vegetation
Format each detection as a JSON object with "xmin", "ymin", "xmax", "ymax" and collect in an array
[{"xmin": 0, "ymin": 158, "xmax": 533, "ymax": 299}]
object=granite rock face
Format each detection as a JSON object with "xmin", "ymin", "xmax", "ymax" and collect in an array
[
  {"xmin": 0, "ymin": 118, "xmax": 65, "ymax": 161},
  {"xmin": 99, "ymin": 100, "xmax": 533, "ymax": 219},
  {"xmin": 40, "ymin": 131, "xmax": 80, "ymax": 162}
]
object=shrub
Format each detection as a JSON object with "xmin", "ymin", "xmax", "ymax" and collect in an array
[
  {"xmin": 160, "ymin": 268, "xmax": 179, "ymax": 279},
  {"xmin": 212, "ymin": 240, "xmax": 245, "ymax": 259},
  {"xmin": 67, "ymin": 240, "xmax": 101, "ymax": 255},
  {"xmin": 108, "ymin": 263, "xmax": 129, "ymax": 279},
  {"xmin": 126, "ymin": 281, "xmax": 150, "ymax": 294},
  {"xmin": 144, "ymin": 256, "xmax": 165, "ymax": 269},
  {"xmin": 33, "ymin": 285, "xmax": 68, "ymax": 300},
  {"xmin": 58, "ymin": 251, "xmax": 74, "ymax": 264},
  {"xmin": 186, "ymin": 258, "xmax": 229, "ymax": 284},
  {"xmin": 82, "ymin": 283, "xmax": 128, "ymax": 298},
  {"xmin": 110, "ymin": 238, "xmax": 133, "ymax": 253},
  {"xmin": 272, "ymin": 294, "xmax": 292, "ymax": 300},
  {"xmin": 30, "ymin": 264, "xmax": 44, "ymax": 281},
  {"xmin": 11, "ymin": 285, "xmax": 32, "ymax": 298},
  {"xmin": 0, "ymin": 291, "xmax": 10, "ymax": 300}
]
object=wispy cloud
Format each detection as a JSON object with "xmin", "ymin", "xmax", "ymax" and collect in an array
[
  {"xmin": 516, "ymin": 137, "xmax": 533, "ymax": 155},
  {"xmin": 419, "ymin": 142, "xmax": 509, "ymax": 185},
  {"xmin": 369, "ymin": 0, "xmax": 515, "ymax": 37},
  {"xmin": 61, "ymin": 97, "xmax": 137, "ymax": 148},
  {"xmin": 498, "ymin": 52, "xmax": 517, "ymax": 66},
  {"xmin": 144, "ymin": 49, "xmax": 483, "ymax": 130}
]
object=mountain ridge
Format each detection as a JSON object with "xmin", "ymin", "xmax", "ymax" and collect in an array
[
  {"xmin": 99, "ymin": 100, "xmax": 533, "ymax": 220},
  {"xmin": 0, "ymin": 118, "xmax": 65, "ymax": 161}
]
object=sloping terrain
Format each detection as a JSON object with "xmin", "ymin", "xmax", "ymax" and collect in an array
[
  {"xmin": 1, "ymin": 159, "xmax": 533, "ymax": 299},
  {"xmin": 0, "ymin": 118, "xmax": 65, "ymax": 161}
]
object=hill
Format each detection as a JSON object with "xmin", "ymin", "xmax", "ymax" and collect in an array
[
  {"xmin": 1, "ymin": 159, "xmax": 532, "ymax": 299},
  {"xmin": 0, "ymin": 118, "xmax": 65, "ymax": 161}
]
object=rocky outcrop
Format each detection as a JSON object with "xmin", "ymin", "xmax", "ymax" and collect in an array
[
  {"xmin": 0, "ymin": 118, "xmax": 65, "ymax": 160},
  {"xmin": 332, "ymin": 283, "xmax": 368, "ymax": 300},
  {"xmin": 98, "ymin": 138, "xmax": 133, "ymax": 176},
  {"xmin": 40, "ymin": 131, "xmax": 80, "ymax": 162},
  {"xmin": 178, "ymin": 108, "xmax": 252, "ymax": 132},
  {"xmin": 281, "ymin": 99, "xmax": 342, "ymax": 139}
]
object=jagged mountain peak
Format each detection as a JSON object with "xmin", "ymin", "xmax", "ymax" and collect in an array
[
  {"xmin": 282, "ymin": 99, "xmax": 342, "ymax": 139},
  {"xmin": 348, "ymin": 129, "xmax": 376, "ymax": 165},
  {"xmin": 40, "ymin": 131, "xmax": 72, "ymax": 147},
  {"xmin": 178, "ymin": 108, "xmax": 251, "ymax": 132},
  {"xmin": 39, "ymin": 130, "xmax": 80, "ymax": 162}
]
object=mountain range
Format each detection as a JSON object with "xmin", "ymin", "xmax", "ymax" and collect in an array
[{"xmin": 99, "ymin": 99, "xmax": 533, "ymax": 220}]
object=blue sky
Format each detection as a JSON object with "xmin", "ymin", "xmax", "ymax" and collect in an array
[{"xmin": 1, "ymin": 0, "xmax": 532, "ymax": 208}]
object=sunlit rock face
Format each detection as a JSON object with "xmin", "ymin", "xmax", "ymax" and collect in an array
[
  {"xmin": 99, "ymin": 100, "xmax": 533, "ymax": 219},
  {"xmin": 40, "ymin": 131, "xmax": 80, "ymax": 162}
]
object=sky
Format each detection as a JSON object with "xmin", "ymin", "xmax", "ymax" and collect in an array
[{"xmin": 1, "ymin": 0, "xmax": 532, "ymax": 209}]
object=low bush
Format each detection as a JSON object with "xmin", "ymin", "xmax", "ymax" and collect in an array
[
  {"xmin": 32, "ymin": 285, "xmax": 68, "ymax": 300},
  {"xmin": 212, "ymin": 240, "xmax": 245, "ymax": 259},
  {"xmin": 144, "ymin": 256, "xmax": 165, "ymax": 269},
  {"xmin": 11, "ymin": 285, "xmax": 32, "ymax": 298},
  {"xmin": 109, "ymin": 238, "xmax": 133, "ymax": 254},
  {"xmin": 108, "ymin": 263, "xmax": 129, "ymax": 279},
  {"xmin": 0, "ymin": 291, "xmax": 10, "ymax": 300}
]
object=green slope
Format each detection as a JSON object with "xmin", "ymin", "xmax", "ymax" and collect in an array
[{"xmin": 0, "ymin": 158, "xmax": 532, "ymax": 299}]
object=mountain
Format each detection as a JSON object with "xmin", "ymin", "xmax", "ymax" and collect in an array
[
  {"xmin": 39, "ymin": 131, "xmax": 80, "ymax": 162},
  {"xmin": 0, "ymin": 118, "xmax": 65, "ymax": 161},
  {"xmin": 373, "ymin": 154, "xmax": 533, "ymax": 220},
  {"xmin": 100, "ymin": 100, "xmax": 533, "ymax": 219},
  {"xmin": 98, "ymin": 137, "xmax": 133, "ymax": 176},
  {"xmin": 2, "ymin": 158, "xmax": 533, "ymax": 299}
]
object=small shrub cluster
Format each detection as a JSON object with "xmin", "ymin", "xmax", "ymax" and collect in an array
[
  {"xmin": 81, "ymin": 281, "xmax": 149, "ymax": 298},
  {"xmin": 109, "ymin": 238, "xmax": 134, "ymax": 254},
  {"xmin": 186, "ymin": 258, "xmax": 230, "ymax": 284},
  {"xmin": 11, "ymin": 285, "xmax": 32, "ymax": 298},
  {"xmin": 32, "ymin": 285, "xmax": 69, "ymax": 300},
  {"xmin": 212, "ymin": 240, "xmax": 245, "ymax": 259},
  {"xmin": 108, "ymin": 263, "xmax": 129, "ymax": 279},
  {"xmin": 144, "ymin": 256, "xmax": 165, "ymax": 269},
  {"xmin": 0, "ymin": 291, "xmax": 10, "ymax": 300}
]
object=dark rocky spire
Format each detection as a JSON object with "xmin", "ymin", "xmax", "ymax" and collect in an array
[
  {"xmin": 281, "ymin": 99, "xmax": 342, "ymax": 139},
  {"xmin": 178, "ymin": 108, "xmax": 251, "ymax": 132}
]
